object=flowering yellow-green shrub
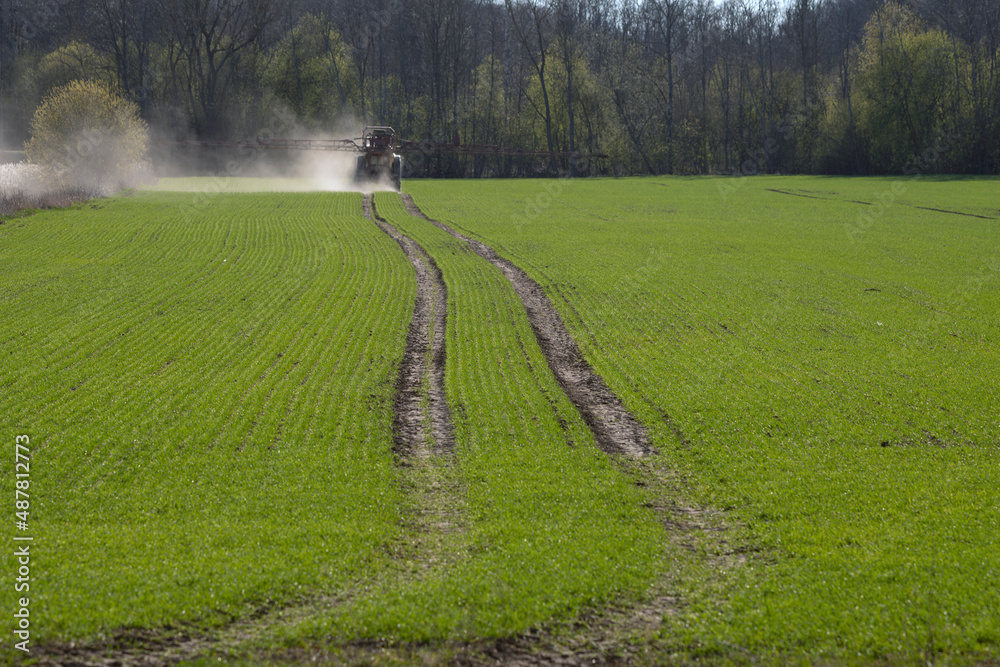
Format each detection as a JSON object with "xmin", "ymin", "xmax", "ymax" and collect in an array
[{"xmin": 24, "ymin": 79, "xmax": 148, "ymax": 192}]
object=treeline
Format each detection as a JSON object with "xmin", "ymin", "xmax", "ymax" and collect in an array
[{"xmin": 2, "ymin": 0, "xmax": 999, "ymax": 176}]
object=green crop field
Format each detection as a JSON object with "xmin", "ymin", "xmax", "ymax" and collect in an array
[
  {"xmin": 3, "ymin": 175, "xmax": 998, "ymax": 664},
  {"xmin": 1, "ymin": 190, "xmax": 417, "ymax": 652},
  {"xmin": 407, "ymin": 175, "xmax": 1000, "ymax": 660}
]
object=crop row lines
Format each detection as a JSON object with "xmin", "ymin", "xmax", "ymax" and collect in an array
[{"xmin": 2, "ymin": 191, "xmax": 420, "ymax": 652}]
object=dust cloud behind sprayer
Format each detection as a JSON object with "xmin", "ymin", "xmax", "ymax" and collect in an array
[
  {"xmin": 152, "ymin": 125, "xmax": 607, "ymax": 193},
  {"xmin": 153, "ymin": 126, "xmax": 405, "ymax": 193}
]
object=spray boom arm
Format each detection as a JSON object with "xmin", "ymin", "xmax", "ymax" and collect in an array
[
  {"xmin": 159, "ymin": 127, "xmax": 607, "ymax": 159},
  {"xmin": 157, "ymin": 126, "xmax": 606, "ymax": 190}
]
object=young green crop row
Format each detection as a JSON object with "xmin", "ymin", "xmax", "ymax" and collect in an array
[
  {"xmin": 8, "ymin": 175, "xmax": 996, "ymax": 661},
  {"xmin": 1, "ymin": 184, "xmax": 678, "ymax": 660},
  {"xmin": 406, "ymin": 176, "xmax": 1000, "ymax": 660},
  {"xmin": 1, "ymin": 191, "xmax": 415, "ymax": 651},
  {"xmin": 283, "ymin": 193, "xmax": 665, "ymax": 642}
]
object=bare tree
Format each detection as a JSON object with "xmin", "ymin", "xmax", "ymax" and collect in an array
[
  {"xmin": 551, "ymin": 0, "xmax": 578, "ymax": 174},
  {"xmin": 691, "ymin": 0, "xmax": 717, "ymax": 172},
  {"xmin": 923, "ymin": 0, "xmax": 1000, "ymax": 172},
  {"xmin": 159, "ymin": 0, "xmax": 285, "ymax": 138},
  {"xmin": 599, "ymin": 0, "xmax": 657, "ymax": 173},
  {"xmin": 505, "ymin": 0, "xmax": 558, "ymax": 172},
  {"xmin": 93, "ymin": 0, "xmax": 159, "ymax": 117},
  {"xmin": 645, "ymin": 0, "xmax": 688, "ymax": 173}
]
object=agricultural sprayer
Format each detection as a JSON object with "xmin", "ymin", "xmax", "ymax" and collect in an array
[{"xmin": 163, "ymin": 126, "xmax": 606, "ymax": 189}]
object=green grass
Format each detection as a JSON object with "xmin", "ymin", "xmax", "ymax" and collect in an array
[
  {"xmin": 285, "ymin": 192, "xmax": 665, "ymax": 642},
  {"xmin": 5, "ymin": 175, "xmax": 998, "ymax": 663},
  {"xmin": 1, "ymin": 191, "xmax": 413, "ymax": 648},
  {"xmin": 406, "ymin": 175, "xmax": 1000, "ymax": 660},
  {"xmin": 0, "ymin": 182, "xmax": 667, "ymax": 658}
]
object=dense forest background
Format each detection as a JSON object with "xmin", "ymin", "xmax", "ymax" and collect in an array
[{"xmin": 1, "ymin": 0, "xmax": 998, "ymax": 176}]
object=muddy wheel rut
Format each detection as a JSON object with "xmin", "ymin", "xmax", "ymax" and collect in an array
[
  {"xmin": 401, "ymin": 194, "xmax": 653, "ymax": 457},
  {"xmin": 363, "ymin": 193, "xmax": 453, "ymax": 456},
  {"xmin": 363, "ymin": 192, "xmax": 467, "ymax": 583}
]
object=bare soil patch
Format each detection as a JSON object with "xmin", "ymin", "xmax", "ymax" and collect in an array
[{"xmin": 400, "ymin": 194, "xmax": 652, "ymax": 457}]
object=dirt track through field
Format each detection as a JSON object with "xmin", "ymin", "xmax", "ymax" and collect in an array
[
  {"xmin": 400, "ymin": 194, "xmax": 652, "ymax": 457},
  {"xmin": 364, "ymin": 193, "xmax": 453, "ymax": 456}
]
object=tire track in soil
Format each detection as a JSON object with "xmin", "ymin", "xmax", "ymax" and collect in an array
[
  {"xmin": 400, "ymin": 194, "xmax": 652, "ymax": 457},
  {"xmin": 363, "ymin": 193, "xmax": 453, "ymax": 456}
]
